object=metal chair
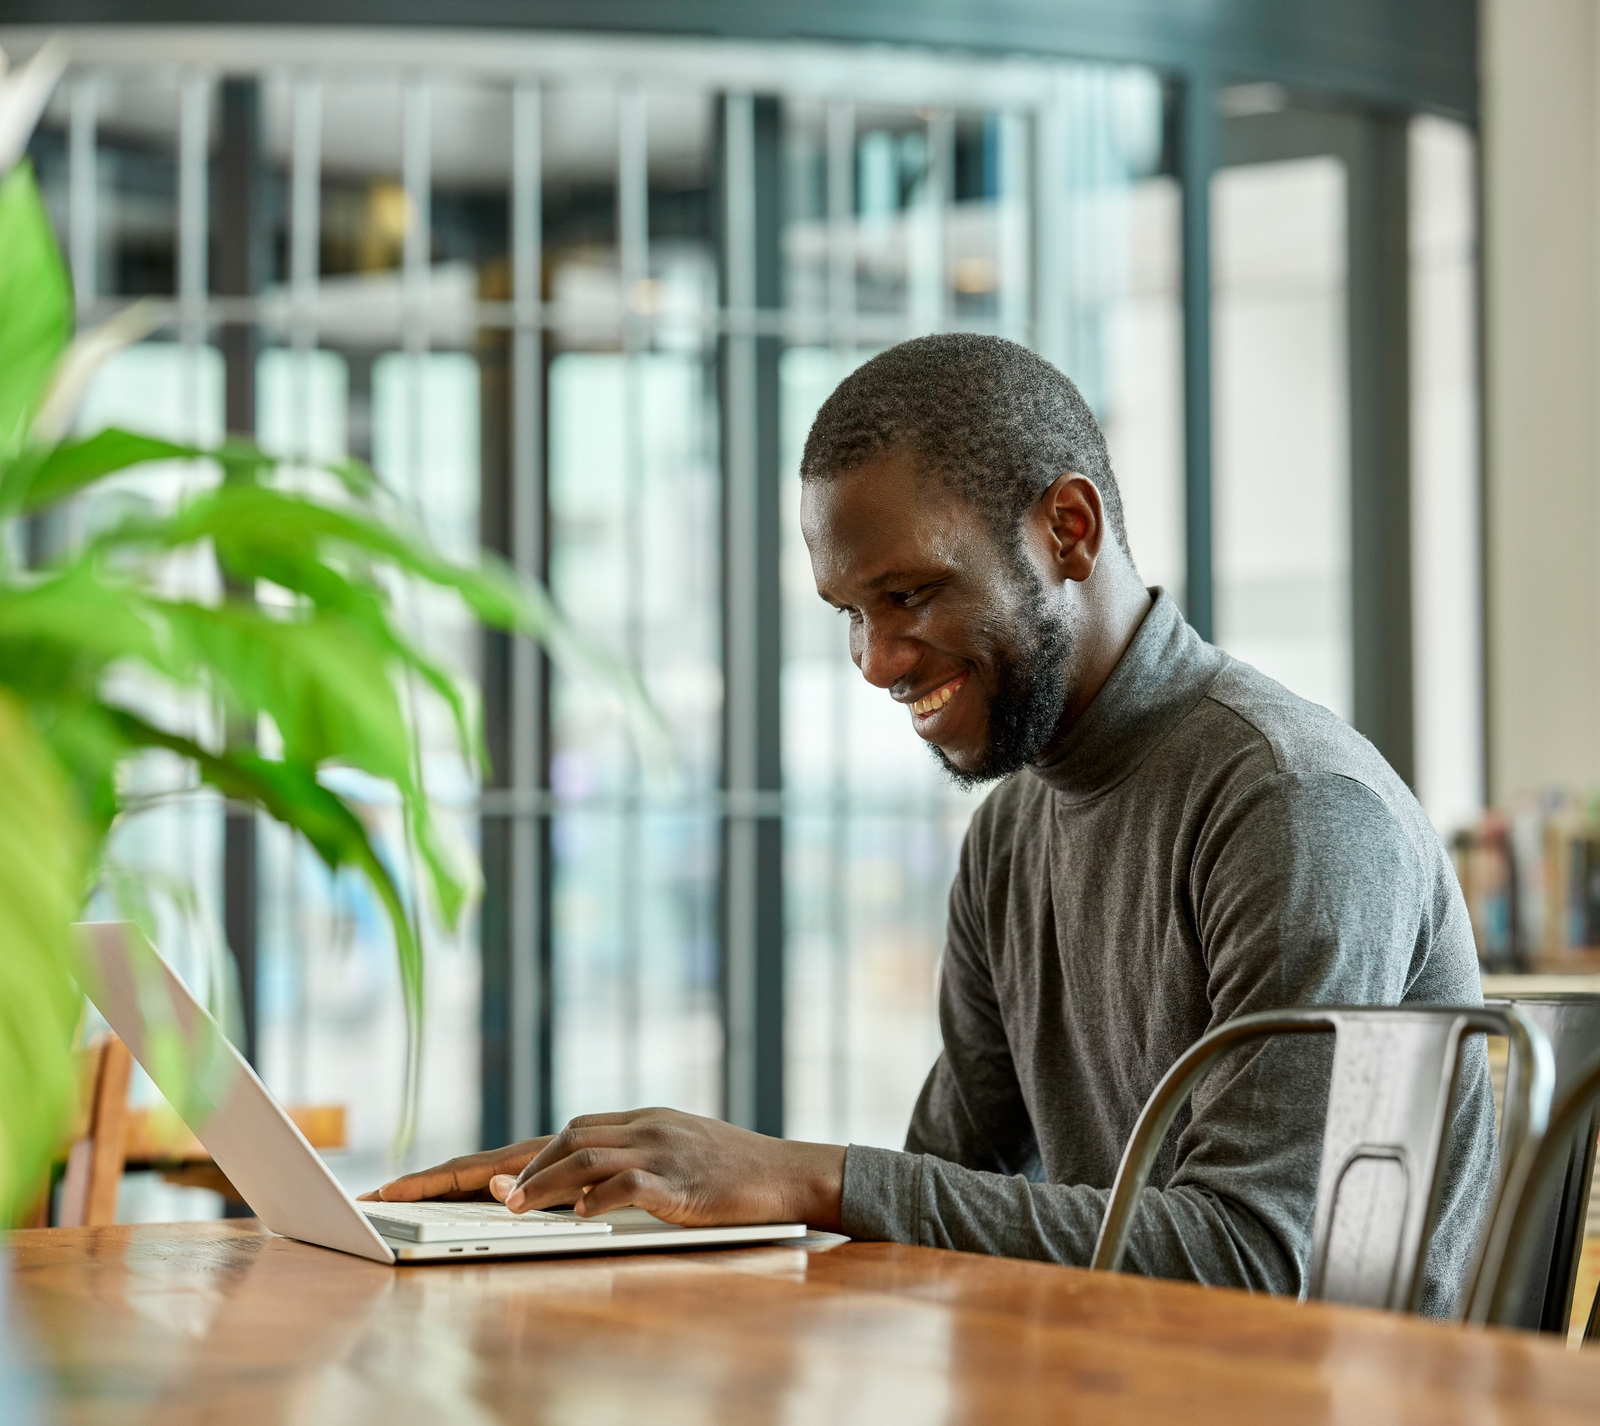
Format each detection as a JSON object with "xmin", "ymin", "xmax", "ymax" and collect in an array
[
  {"xmin": 1469, "ymin": 1041, "xmax": 1600, "ymax": 1333},
  {"xmin": 1478, "ymin": 994, "xmax": 1600, "ymax": 1332},
  {"xmin": 1091, "ymin": 1006, "xmax": 1554, "ymax": 1316}
]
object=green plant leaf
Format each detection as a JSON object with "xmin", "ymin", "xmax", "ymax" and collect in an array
[
  {"xmin": 0, "ymin": 690, "xmax": 88, "ymax": 1224},
  {"xmin": 0, "ymin": 162, "xmax": 72, "ymax": 458},
  {"xmin": 109, "ymin": 709, "xmax": 425, "ymax": 1152},
  {"xmin": 0, "ymin": 427, "xmax": 198, "ymax": 517},
  {"xmin": 0, "ymin": 562, "xmax": 168, "ymax": 696}
]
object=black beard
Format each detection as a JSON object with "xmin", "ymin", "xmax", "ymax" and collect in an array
[{"xmin": 931, "ymin": 581, "xmax": 1075, "ymax": 791}]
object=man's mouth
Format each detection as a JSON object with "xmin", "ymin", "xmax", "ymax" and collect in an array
[{"xmin": 910, "ymin": 673, "xmax": 968, "ymax": 719}]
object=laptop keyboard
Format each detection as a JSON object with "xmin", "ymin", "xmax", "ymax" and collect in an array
[{"xmin": 361, "ymin": 1200, "xmax": 611, "ymax": 1242}]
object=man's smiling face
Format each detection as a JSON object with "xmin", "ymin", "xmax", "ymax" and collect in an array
[{"xmin": 800, "ymin": 444, "xmax": 1075, "ymax": 786}]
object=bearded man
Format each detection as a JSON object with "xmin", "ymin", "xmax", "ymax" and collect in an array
[{"xmin": 370, "ymin": 334, "xmax": 1495, "ymax": 1315}]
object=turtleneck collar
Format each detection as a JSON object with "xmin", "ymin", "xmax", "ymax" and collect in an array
[{"xmin": 1027, "ymin": 589, "xmax": 1224, "ymax": 804}]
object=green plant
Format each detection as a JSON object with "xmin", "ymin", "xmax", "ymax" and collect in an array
[{"xmin": 0, "ymin": 45, "xmax": 646, "ymax": 1223}]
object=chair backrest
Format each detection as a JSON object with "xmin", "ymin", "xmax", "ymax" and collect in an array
[
  {"xmin": 1092, "ymin": 1005, "xmax": 1554, "ymax": 1316},
  {"xmin": 1470, "ymin": 1039, "xmax": 1600, "ymax": 1332},
  {"xmin": 56, "ymin": 1032, "xmax": 133, "ymax": 1228},
  {"xmin": 1481, "ymin": 994, "xmax": 1600, "ymax": 1332}
]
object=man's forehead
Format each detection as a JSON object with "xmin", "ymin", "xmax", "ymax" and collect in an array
[
  {"xmin": 802, "ymin": 467, "xmax": 999, "ymax": 595},
  {"xmin": 802, "ymin": 469, "xmax": 966, "ymax": 549},
  {"xmin": 801, "ymin": 451, "xmax": 967, "ymax": 528}
]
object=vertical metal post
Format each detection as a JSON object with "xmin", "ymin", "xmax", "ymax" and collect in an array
[
  {"xmin": 402, "ymin": 78, "xmax": 431, "ymax": 502},
  {"xmin": 1348, "ymin": 115, "xmax": 1415, "ymax": 784},
  {"xmin": 719, "ymin": 94, "xmax": 784, "ymax": 1136},
  {"xmin": 178, "ymin": 75, "xmax": 209, "ymax": 333},
  {"xmin": 68, "ymin": 77, "xmax": 97, "ymax": 310},
  {"xmin": 723, "ymin": 93, "xmax": 759, "ymax": 1132},
  {"xmin": 216, "ymin": 79, "xmax": 262, "ymax": 1074},
  {"xmin": 284, "ymin": 76, "xmax": 321, "ymax": 1095},
  {"xmin": 911, "ymin": 111, "xmax": 951, "ymax": 335},
  {"xmin": 824, "ymin": 98, "xmax": 854, "ymax": 1140},
  {"xmin": 289, "ymin": 79, "xmax": 321, "ymax": 350},
  {"xmin": 1179, "ymin": 71, "xmax": 1217, "ymax": 640},
  {"xmin": 617, "ymin": 85, "xmax": 649, "ymax": 1108},
  {"xmin": 507, "ymin": 78, "xmax": 548, "ymax": 1141},
  {"xmin": 997, "ymin": 110, "xmax": 1031, "ymax": 347},
  {"xmin": 1035, "ymin": 79, "xmax": 1068, "ymax": 371},
  {"xmin": 826, "ymin": 102, "xmax": 854, "ymax": 347}
]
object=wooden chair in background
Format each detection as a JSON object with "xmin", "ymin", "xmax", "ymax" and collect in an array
[
  {"xmin": 54, "ymin": 1032, "xmax": 135, "ymax": 1228},
  {"xmin": 22, "ymin": 1031, "xmax": 347, "ymax": 1227}
]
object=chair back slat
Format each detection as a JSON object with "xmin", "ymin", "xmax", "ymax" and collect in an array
[
  {"xmin": 57, "ymin": 1033, "xmax": 133, "ymax": 1228},
  {"xmin": 1311, "ymin": 1014, "xmax": 1466, "ymax": 1310},
  {"xmin": 1482, "ymin": 995, "xmax": 1600, "ymax": 1332}
]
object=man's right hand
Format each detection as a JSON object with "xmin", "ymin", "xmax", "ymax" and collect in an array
[{"xmin": 357, "ymin": 1138, "xmax": 552, "ymax": 1203}]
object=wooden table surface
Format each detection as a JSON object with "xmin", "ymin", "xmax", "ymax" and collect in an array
[{"xmin": 9, "ymin": 1220, "xmax": 1600, "ymax": 1424}]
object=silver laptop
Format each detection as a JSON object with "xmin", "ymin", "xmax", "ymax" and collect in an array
[{"xmin": 78, "ymin": 922, "xmax": 806, "ymax": 1264}]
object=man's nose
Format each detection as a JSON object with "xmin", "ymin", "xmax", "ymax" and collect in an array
[{"xmin": 852, "ymin": 617, "xmax": 919, "ymax": 690}]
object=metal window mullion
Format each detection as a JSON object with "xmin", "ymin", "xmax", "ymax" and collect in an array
[
  {"xmin": 1035, "ymin": 79, "xmax": 1068, "ymax": 370},
  {"xmin": 826, "ymin": 101, "xmax": 855, "ymax": 350},
  {"xmin": 508, "ymin": 78, "xmax": 545, "ymax": 1140},
  {"xmin": 823, "ymin": 97, "xmax": 855, "ymax": 1141},
  {"xmin": 1179, "ymin": 70, "xmax": 1216, "ymax": 639},
  {"xmin": 617, "ymin": 84, "xmax": 650, "ymax": 1108},
  {"xmin": 997, "ymin": 109, "xmax": 1032, "ymax": 346},
  {"xmin": 402, "ymin": 77, "xmax": 432, "ymax": 506},
  {"xmin": 276, "ymin": 75, "xmax": 323, "ymax": 1090},
  {"xmin": 68, "ymin": 76, "xmax": 98, "ymax": 311},
  {"xmin": 289, "ymin": 78, "xmax": 321, "ymax": 347},
  {"xmin": 722, "ymin": 91, "xmax": 760, "ymax": 1132},
  {"xmin": 911, "ymin": 110, "xmax": 951, "ymax": 335},
  {"xmin": 285, "ymin": 77, "xmax": 322, "ymax": 469},
  {"xmin": 178, "ymin": 74, "xmax": 210, "ymax": 323}
]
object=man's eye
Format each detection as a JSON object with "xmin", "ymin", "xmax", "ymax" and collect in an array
[{"xmin": 893, "ymin": 587, "xmax": 930, "ymax": 609}]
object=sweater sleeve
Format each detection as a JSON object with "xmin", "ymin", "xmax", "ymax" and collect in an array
[
  {"xmin": 839, "ymin": 771, "xmax": 1494, "ymax": 1316},
  {"xmin": 895, "ymin": 804, "xmax": 1040, "ymax": 1179}
]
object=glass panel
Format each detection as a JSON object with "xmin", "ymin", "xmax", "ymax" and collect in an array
[
  {"xmin": 248, "ymin": 77, "xmax": 507, "ymax": 1190},
  {"xmin": 548, "ymin": 351, "xmax": 722, "ymax": 1122},
  {"xmin": 1409, "ymin": 115, "xmax": 1483, "ymax": 833},
  {"xmin": 1213, "ymin": 155, "xmax": 1352, "ymax": 718},
  {"xmin": 73, "ymin": 342, "xmax": 227, "ymax": 1220},
  {"xmin": 547, "ymin": 87, "xmax": 721, "ymax": 1125},
  {"xmin": 95, "ymin": 71, "xmax": 184, "ymax": 299},
  {"xmin": 251, "ymin": 344, "xmax": 486, "ymax": 1191},
  {"xmin": 780, "ymin": 67, "xmax": 1176, "ymax": 1148},
  {"xmin": 317, "ymin": 78, "xmax": 405, "ymax": 283},
  {"xmin": 1104, "ymin": 171, "xmax": 1184, "ymax": 599},
  {"xmin": 779, "ymin": 349, "xmax": 983, "ymax": 1148}
]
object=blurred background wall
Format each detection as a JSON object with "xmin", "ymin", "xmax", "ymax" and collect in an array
[
  {"xmin": 1, "ymin": 1, "xmax": 1516, "ymax": 1216},
  {"xmin": 1482, "ymin": 0, "xmax": 1600, "ymax": 800}
]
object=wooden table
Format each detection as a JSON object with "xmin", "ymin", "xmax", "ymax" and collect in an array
[{"xmin": 9, "ymin": 1221, "xmax": 1600, "ymax": 1423}]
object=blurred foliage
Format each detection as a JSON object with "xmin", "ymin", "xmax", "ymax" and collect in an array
[{"xmin": 0, "ymin": 88, "xmax": 647, "ymax": 1218}]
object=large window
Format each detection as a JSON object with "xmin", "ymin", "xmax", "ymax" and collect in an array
[
  {"xmin": 777, "ymin": 77, "xmax": 1179, "ymax": 1146},
  {"xmin": 19, "ymin": 26, "xmax": 1473, "ymax": 1210}
]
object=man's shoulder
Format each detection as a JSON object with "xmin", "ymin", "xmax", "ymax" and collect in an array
[
  {"xmin": 1196, "ymin": 658, "xmax": 1406, "ymax": 801},
  {"xmin": 1191, "ymin": 656, "xmax": 1446, "ymax": 872}
]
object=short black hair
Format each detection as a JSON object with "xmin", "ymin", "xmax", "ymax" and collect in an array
[{"xmin": 800, "ymin": 333, "xmax": 1130, "ymax": 557}]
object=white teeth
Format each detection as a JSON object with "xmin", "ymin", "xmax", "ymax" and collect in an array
[{"xmin": 912, "ymin": 682, "xmax": 958, "ymax": 716}]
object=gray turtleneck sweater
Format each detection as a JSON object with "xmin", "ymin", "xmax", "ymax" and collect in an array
[{"xmin": 838, "ymin": 591, "xmax": 1494, "ymax": 1317}]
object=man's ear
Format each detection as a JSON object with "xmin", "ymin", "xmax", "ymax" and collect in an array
[{"xmin": 1031, "ymin": 472, "xmax": 1104, "ymax": 584}]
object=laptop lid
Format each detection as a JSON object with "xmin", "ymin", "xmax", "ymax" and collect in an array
[{"xmin": 76, "ymin": 921, "xmax": 396, "ymax": 1264}]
